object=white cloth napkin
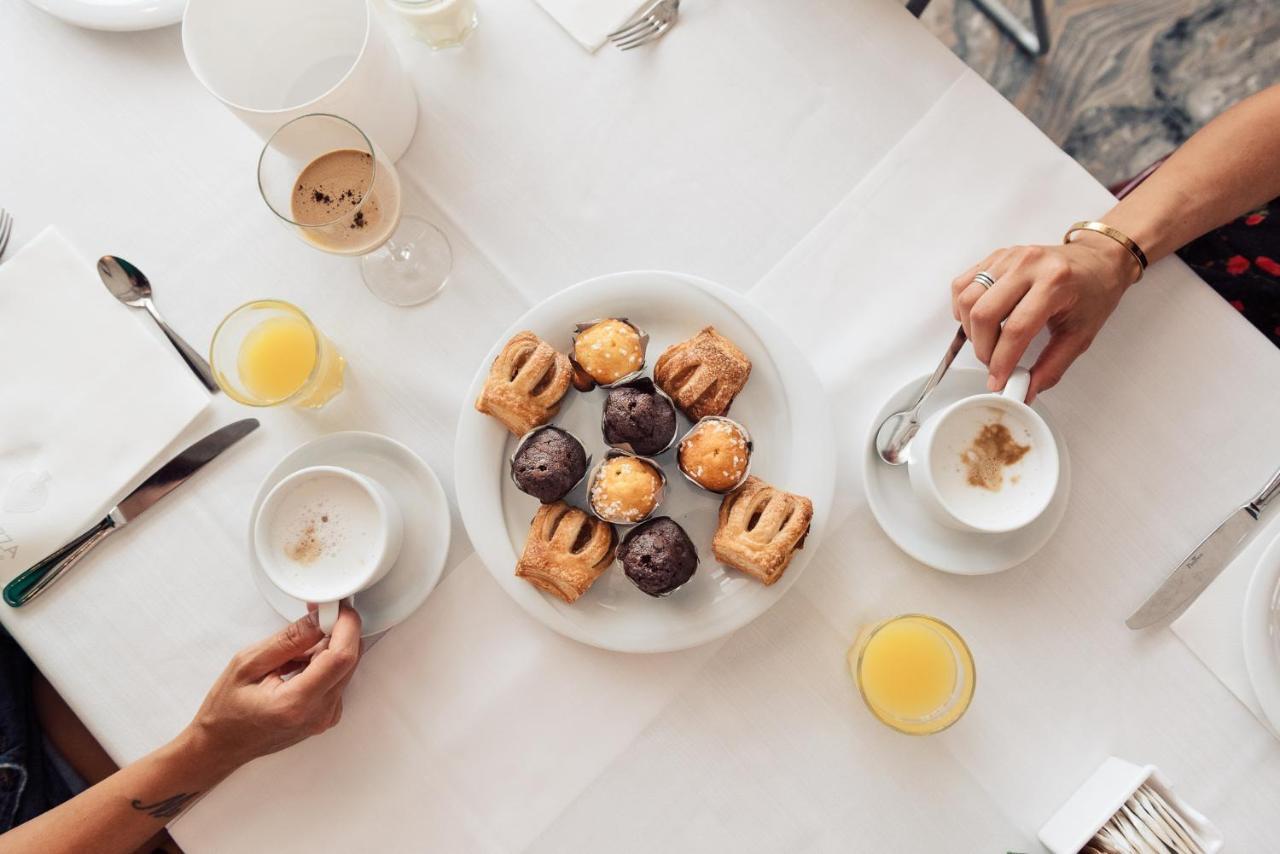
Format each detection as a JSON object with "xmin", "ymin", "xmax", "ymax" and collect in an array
[
  {"xmin": 532, "ymin": 0, "xmax": 646, "ymax": 51},
  {"xmin": 0, "ymin": 228, "xmax": 209, "ymax": 590},
  {"xmin": 1172, "ymin": 512, "xmax": 1280, "ymax": 731}
]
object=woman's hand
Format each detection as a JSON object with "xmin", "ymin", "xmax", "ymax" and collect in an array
[
  {"xmin": 950, "ymin": 231, "xmax": 1140, "ymax": 400},
  {"xmin": 184, "ymin": 605, "xmax": 363, "ymax": 770}
]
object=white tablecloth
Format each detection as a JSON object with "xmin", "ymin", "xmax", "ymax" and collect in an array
[{"xmin": 2, "ymin": 0, "xmax": 1279, "ymax": 850}]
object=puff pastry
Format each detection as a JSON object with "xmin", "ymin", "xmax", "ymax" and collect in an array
[
  {"xmin": 653, "ymin": 326, "xmax": 751, "ymax": 420},
  {"xmin": 515, "ymin": 501, "xmax": 617, "ymax": 603},
  {"xmin": 475, "ymin": 331, "xmax": 573, "ymax": 435},
  {"xmin": 712, "ymin": 476, "xmax": 812, "ymax": 586}
]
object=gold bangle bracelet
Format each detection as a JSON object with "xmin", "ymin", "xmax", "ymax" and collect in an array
[{"xmin": 1063, "ymin": 220, "xmax": 1149, "ymax": 282}]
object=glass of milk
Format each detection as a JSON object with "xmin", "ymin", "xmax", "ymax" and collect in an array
[{"xmin": 387, "ymin": 0, "xmax": 478, "ymax": 49}]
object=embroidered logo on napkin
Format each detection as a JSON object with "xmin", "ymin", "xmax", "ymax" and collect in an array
[
  {"xmin": 4, "ymin": 471, "xmax": 50, "ymax": 515},
  {"xmin": 0, "ymin": 470, "xmax": 52, "ymax": 560},
  {"xmin": 0, "ymin": 525, "xmax": 18, "ymax": 561}
]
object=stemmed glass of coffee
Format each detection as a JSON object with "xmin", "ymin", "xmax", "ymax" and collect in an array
[{"xmin": 257, "ymin": 113, "xmax": 452, "ymax": 307}]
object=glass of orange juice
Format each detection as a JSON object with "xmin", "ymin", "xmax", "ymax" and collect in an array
[
  {"xmin": 210, "ymin": 300, "xmax": 345, "ymax": 409},
  {"xmin": 848, "ymin": 614, "xmax": 975, "ymax": 735}
]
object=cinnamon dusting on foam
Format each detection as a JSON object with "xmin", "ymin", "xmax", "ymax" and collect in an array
[
  {"xmin": 282, "ymin": 503, "xmax": 343, "ymax": 565},
  {"xmin": 961, "ymin": 421, "xmax": 1030, "ymax": 491}
]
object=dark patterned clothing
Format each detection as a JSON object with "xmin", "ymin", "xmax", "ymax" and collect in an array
[
  {"xmin": 1178, "ymin": 197, "xmax": 1280, "ymax": 345},
  {"xmin": 0, "ymin": 628, "xmax": 83, "ymax": 832}
]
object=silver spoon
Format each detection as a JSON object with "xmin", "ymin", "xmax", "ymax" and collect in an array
[
  {"xmin": 98, "ymin": 255, "xmax": 219, "ymax": 393},
  {"xmin": 874, "ymin": 326, "xmax": 967, "ymax": 465}
]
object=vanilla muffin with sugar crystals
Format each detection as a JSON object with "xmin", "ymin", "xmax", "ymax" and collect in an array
[
  {"xmin": 678, "ymin": 416, "xmax": 752, "ymax": 493},
  {"xmin": 572, "ymin": 319, "xmax": 646, "ymax": 387},
  {"xmin": 588, "ymin": 454, "xmax": 665, "ymax": 524}
]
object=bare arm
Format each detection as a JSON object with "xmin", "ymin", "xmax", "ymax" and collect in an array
[
  {"xmin": 0, "ymin": 607, "xmax": 362, "ymax": 854},
  {"xmin": 0, "ymin": 730, "xmax": 237, "ymax": 854},
  {"xmin": 1108, "ymin": 84, "xmax": 1280, "ymax": 262},
  {"xmin": 951, "ymin": 84, "xmax": 1280, "ymax": 399}
]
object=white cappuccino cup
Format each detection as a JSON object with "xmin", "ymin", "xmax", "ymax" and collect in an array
[
  {"xmin": 906, "ymin": 367, "xmax": 1059, "ymax": 534},
  {"xmin": 254, "ymin": 465, "xmax": 403, "ymax": 633}
]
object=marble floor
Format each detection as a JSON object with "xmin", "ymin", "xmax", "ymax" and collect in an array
[{"xmin": 919, "ymin": 0, "xmax": 1280, "ymax": 186}]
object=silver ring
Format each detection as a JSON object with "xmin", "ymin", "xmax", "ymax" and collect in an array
[{"xmin": 972, "ymin": 272, "xmax": 995, "ymax": 290}]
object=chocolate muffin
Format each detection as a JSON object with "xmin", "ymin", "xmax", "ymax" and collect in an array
[
  {"xmin": 618, "ymin": 517, "xmax": 698, "ymax": 597},
  {"xmin": 602, "ymin": 379, "xmax": 678, "ymax": 456},
  {"xmin": 511, "ymin": 427, "xmax": 588, "ymax": 503}
]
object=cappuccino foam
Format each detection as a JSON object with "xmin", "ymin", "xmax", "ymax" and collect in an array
[
  {"xmin": 265, "ymin": 473, "xmax": 380, "ymax": 596},
  {"xmin": 930, "ymin": 404, "xmax": 1048, "ymax": 530}
]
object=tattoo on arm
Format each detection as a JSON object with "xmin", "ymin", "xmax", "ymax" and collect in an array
[{"xmin": 130, "ymin": 792, "xmax": 200, "ymax": 819}]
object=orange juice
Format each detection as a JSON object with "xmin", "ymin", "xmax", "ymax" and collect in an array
[
  {"xmin": 212, "ymin": 301, "xmax": 345, "ymax": 408},
  {"xmin": 238, "ymin": 315, "xmax": 317, "ymax": 400},
  {"xmin": 849, "ymin": 615, "xmax": 974, "ymax": 735}
]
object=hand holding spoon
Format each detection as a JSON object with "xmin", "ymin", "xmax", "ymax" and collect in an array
[
  {"xmin": 874, "ymin": 326, "xmax": 967, "ymax": 465},
  {"xmin": 98, "ymin": 255, "xmax": 219, "ymax": 393}
]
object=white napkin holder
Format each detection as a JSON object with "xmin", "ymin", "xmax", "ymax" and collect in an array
[{"xmin": 1037, "ymin": 756, "xmax": 1223, "ymax": 854}]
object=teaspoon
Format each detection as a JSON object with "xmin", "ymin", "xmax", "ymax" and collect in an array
[
  {"xmin": 98, "ymin": 255, "xmax": 219, "ymax": 393},
  {"xmin": 873, "ymin": 326, "xmax": 967, "ymax": 465}
]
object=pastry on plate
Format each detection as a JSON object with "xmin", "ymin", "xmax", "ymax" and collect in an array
[
  {"xmin": 511, "ymin": 426, "xmax": 589, "ymax": 504},
  {"xmin": 653, "ymin": 326, "xmax": 751, "ymax": 420},
  {"xmin": 712, "ymin": 476, "xmax": 812, "ymax": 586},
  {"xmin": 677, "ymin": 416, "xmax": 752, "ymax": 493},
  {"xmin": 588, "ymin": 454, "xmax": 665, "ymax": 524},
  {"xmin": 618, "ymin": 517, "xmax": 698, "ymax": 597},
  {"xmin": 571, "ymin": 318, "xmax": 647, "ymax": 388},
  {"xmin": 475, "ymin": 331, "xmax": 573, "ymax": 435},
  {"xmin": 515, "ymin": 501, "xmax": 617, "ymax": 603},
  {"xmin": 601, "ymin": 378, "xmax": 678, "ymax": 456}
]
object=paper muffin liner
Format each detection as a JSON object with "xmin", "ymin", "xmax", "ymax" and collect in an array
[
  {"xmin": 509, "ymin": 425, "xmax": 592, "ymax": 502},
  {"xmin": 618, "ymin": 516, "xmax": 700, "ymax": 598},
  {"xmin": 586, "ymin": 449, "xmax": 667, "ymax": 526},
  {"xmin": 569, "ymin": 317, "xmax": 650, "ymax": 390},
  {"xmin": 675, "ymin": 415, "xmax": 754, "ymax": 495},
  {"xmin": 599, "ymin": 376, "xmax": 680, "ymax": 456}
]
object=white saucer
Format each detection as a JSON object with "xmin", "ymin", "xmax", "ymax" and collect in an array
[
  {"xmin": 863, "ymin": 368, "xmax": 1071, "ymax": 575},
  {"xmin": 1243, "ymin": 532, "xmax": 1280, "ymax": 733},
  {"xmin": 248, "ymin": 432, "xmax": 450, "ymax": 636},
  {"xmin": 24, "ymin": 0, "xmax": 185, "ymax": 31}
]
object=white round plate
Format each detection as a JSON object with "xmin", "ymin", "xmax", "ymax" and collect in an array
[
  {"xmin": 1243, "ymin": 533, "xmax": 1280, "ymax": 733},
  {"xmin": 24, "ymin": 0, "xmax": 184, "ymax": 31},
  {"xmin": 248, "ymin": 432, "xmax": 450, "ymax": 637},
  {"xmin": 863, "ymin": 368, "xmax": 1071, "ymax": 575},
  {"xmin": 455, "ymin": 271, "xmax": 835, "ymax": 654}
]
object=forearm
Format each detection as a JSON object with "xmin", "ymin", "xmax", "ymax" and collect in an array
[
  {"xmin": 0, "ymin": 726, "xmax": 239, "ymax": 854},
  {"xmin": 1101, "ymin": 84, "xmax": 1280, "ymax": 263}
]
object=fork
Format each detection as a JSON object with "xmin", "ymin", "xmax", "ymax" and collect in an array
[
  {"xmin": 0, "ymin": 210, "xmax": 12, "ymax": 261},
  {"xmin": 608, "ymin": 0, "xmax": 680, "ymax": 51}
]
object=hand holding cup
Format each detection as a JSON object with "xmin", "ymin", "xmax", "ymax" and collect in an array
[{"xmin": 186, "ymin": 605, "xmax": 363, "ymax": 768}]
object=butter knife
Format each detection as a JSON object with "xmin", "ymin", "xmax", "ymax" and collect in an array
[
  {"xmin": 3, "ymin": 419, "xmax": 260, "ymax": 607},
  {"xmin": 1126, "ymin": 466, "xmax": 1280, "ymax": 629}
]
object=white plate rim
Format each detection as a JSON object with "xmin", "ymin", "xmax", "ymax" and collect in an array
[
  {"xmin": 454, "ymin": 270, "xmax": 835, "ymax": 653},
  {"xmin": 1243, "ymin": 530, "xmax": 1280, "ymax": 732},
  {"xmin": 246, "ymin": 430, "xmax": 450, "ymax": 637},
  {"xmin": 862, "ymin": 367, "xmax": 1072, "ymax": 575},
  {"xmin": 25, "ymin": 0, "xmax": 185, "ymax": 32}
]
